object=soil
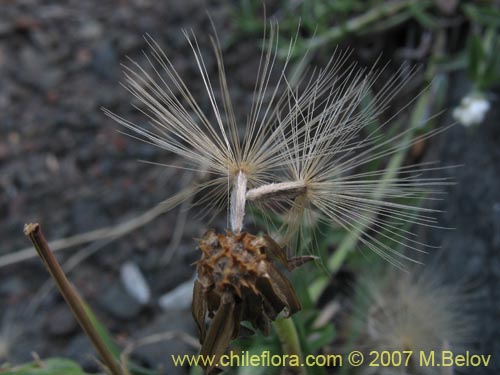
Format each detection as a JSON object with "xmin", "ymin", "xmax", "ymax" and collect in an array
[
  {"xmin": 422, "ymin": 71, "xmax": 500, "ymax": 375},
  {"xmin": 0, "ymin": 1, "xmax": 498, "ymax": 375}
]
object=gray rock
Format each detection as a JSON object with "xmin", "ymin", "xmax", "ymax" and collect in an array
[
  {"xmin": 91, "ymin": 40, "xmax": 119, "ymax": 81},
  {"xmin": 158, "ymin": 275, "xmax": 195, "ymax": 311},
  {"xmin": 423, "ymin": 72, "xmax": 500, "ymax": 374},
  {"xmin": 71, "ymin": 198, "xmax": 108, "ymax": 233}
]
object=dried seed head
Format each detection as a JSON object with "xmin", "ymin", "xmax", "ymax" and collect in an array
[
  {"xmin": 192, "ymin": 230, "xmax": 302, "ymax": 373},
  {"xmin": 195, "ymin": 230, "xmax": 301, "ymax": 322},
  {"xmin": 196, "ymin": 230, "xmax": 267, "ymax": 297}
]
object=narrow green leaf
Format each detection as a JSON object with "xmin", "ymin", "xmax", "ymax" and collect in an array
[
  {"xmin": 464, "ymin": 4, "xmax": 500, "ymax": 27},
  {"xmin": 81, "ymin": 301, "xmax": 121, "ymax": 358},
  {"xmin": 81, "ymin": 300, "xmax": 156, "ymax": 375},
  {"xmin": 467, "ymin": 34, "xmax": 484, "ymax": 81},
  {"xmin": 307, "ymin": 324, "xmax": 336, "ymax": 353},
  {"xmin": 409, "ymin": 3, "xmax": 438, "ymax": 29},
  {"xmin": 0, "ymin": 358, "xmax": 92, "ymax": 375}
]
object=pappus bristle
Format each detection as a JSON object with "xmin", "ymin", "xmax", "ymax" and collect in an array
[
  {"xmin": 104, "ymin": 22, "xmax": 296, "ymax": 222},
  {"xmin": 260, "ymin": 63, "xmax": 453, "ymax": 265}
]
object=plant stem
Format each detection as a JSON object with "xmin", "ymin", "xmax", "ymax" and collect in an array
[
  {"xmin": 305, "ymin": 0, "xmax": 431, "ymax": 50},
  {"xmin": 24, "ymin": 223, "xmax": 123, "ymax": 375},
  {"xmin": 273, "ymin": 317, "xmax": 305, "ymax": 375},
  {"xmin": 230, "ymin": 171, "xmax": 247, "ymax": 233},
  {"xmin": 230, "ymin": 173, "xmax": 305, "ymax": 374},
  {"xmin": 246, "ymin": 180, "xmax": 307, "ymax": 201}
]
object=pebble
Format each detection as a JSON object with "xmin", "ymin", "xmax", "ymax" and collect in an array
[
  {"xmin": 78, "ymin": 19, "xmax": 102, "ymax": 40},
  {"xmin": 91, "ymin": 40, "xmax": 118, "ymax": 81},
  {"xmin": 64, "ymin": 333, "xmax": 99, "ymax": 372},
  {"xmin": 70, "ymin": 198, "xmax": 109, "ymax": 233},
  {"xmin": 158, "ymin": 274, "xmax": 195, "ymax": 311},
  {"xmin": 120, "ymin": 261, "xmax": 151, "ymax": 305}
]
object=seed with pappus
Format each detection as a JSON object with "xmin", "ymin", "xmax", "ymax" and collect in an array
[
  {"xmin": 350, "ymin": 268, "xmax": 472, "ymax": 375},
  {"xmin": 105, "ymin": 23, "xmax": 447, "ymax": 265},
  {"xmin": 105, "ymin": 21, "xmax": 449, "ymax": 373}
]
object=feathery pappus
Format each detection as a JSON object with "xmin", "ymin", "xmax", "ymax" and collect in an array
[
  {"xmin": 105, "ymin": 21, "xmax": 450, "ymax": 373},
  {"xmin": 349, "ymin": 267, "xmax": 473, "ymax": 375},
  {"xmin": 104, "ymin": 22, "xmax": 448, "ymax": 266}
]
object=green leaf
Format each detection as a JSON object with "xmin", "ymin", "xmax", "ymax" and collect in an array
[
  {"xmin": 292, "ymin": 313, "xmax": 326, "ymax": 375},
  {"xmin": 0, "ymin": 358, "xmax": 92, "ymax": 375},
  {"xmin": 467, "ymin": 34, "xmax": 484, "ymax": 81},
  {"xmin": 463, "ymin": 4, "xmax": 500, "ymax": 27},
  {"xmin": 307, "ymin": 324, "xmax": 336, "ymax": 353},
  {"xmin": 481, "ymin": 38, "xmax": 500, "ymax": 88},
  {"xmin": 81, "ymin": 301, "xmax": 155, "ymax": 375},
  {"xmin": 236, "ymin": 345, "xmax": 281, "ymax": 375},
  {"xmin": 483, "ymin": 53, "xmax": 500, "ymax": 85},
  {"xmin": 409, "ymin": 3, "xmax": 438, "ymax": 29}
]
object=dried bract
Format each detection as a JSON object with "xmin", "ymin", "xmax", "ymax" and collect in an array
[{"xmin": 192, "ymin": 230, "xmax": 303, "ymax": 373}]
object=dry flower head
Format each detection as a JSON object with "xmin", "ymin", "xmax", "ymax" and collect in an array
[
  {"xmin": 192, "ymin": 230, "xmax": 303, "ymax": 373},
  {"xmin": 105, "ymin": 20, "xmax": 451, "ymax": 374}
]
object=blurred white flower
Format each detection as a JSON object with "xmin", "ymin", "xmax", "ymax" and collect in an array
[{"xmin": 452, "ymin": 93, "xmax": 490, "ymax": 127}]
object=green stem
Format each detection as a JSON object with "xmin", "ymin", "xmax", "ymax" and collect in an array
[
  {"xmin": 273, "ymin": 317, "xmax": 306, "ymax": 375},
  {"xmin": 24, "ymin": 223, "xmax": 123, "ymax": 375},
  {"xmin": 305, "ymin": 0, "xmax": 431, "ymax": 50}
]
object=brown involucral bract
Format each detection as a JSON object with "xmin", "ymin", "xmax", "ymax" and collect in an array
[{"xmin": 192, "ymin": 230, "xmax": 306, "ymax": 374}]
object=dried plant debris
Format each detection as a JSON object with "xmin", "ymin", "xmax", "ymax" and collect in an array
[{"xmin": 192, "ymin": 230, "xmax": 309, "ymax": 373}]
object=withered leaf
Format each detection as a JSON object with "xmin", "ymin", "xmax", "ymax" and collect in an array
[
  {"xmin": 207, "ymin": 290, "xmax": 220, "ymax": 318},
  {"xmin": 263, "ymin": 235, "xmax": 317, "ymax": 271},
  {"xmin": 256, "ymin": 276, "xmax": 288, "ymax": 320},
  {"xmin": 241, "ymin": 288, "xmax": 269, "ymax": 335}
]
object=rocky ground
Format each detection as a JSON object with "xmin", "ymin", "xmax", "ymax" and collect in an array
[
  {"xmin": 423, "ymin": 71, "xmax": 500, "ymax": 374},
  {"xmin": 0, "ymin": 1, "xmax": 498, "ymax": 375},
  {"xmin": 0, "ymin": 2, "xmax": 232, "ymax": 374}
]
